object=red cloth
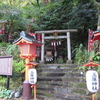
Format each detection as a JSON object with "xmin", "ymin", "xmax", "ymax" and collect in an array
[
  {"xmin": 37, "ymin": 34, "xmax": 41, "ymax": 42},
  {"xmin": 53, "ymin": 40, "xmax": 56, "ymax": 51},
  {"xmin": 29, "ymin": 33, "xmax": 36, "ymax": 36}
]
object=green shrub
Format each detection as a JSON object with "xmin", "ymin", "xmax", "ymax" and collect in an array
[
  {"xmin": 92, "ymin": 52, "xmax": 100, "ymax": 74},
  {"xmin": 0, "ymin": 88, "xmax": 13, "ymax": 99},
  {"xmin": 12, "ymin": 60, "xmax": 25, "ymax": 80},
  {"xmin": 73, "ymin": 44, "xmax": 90, "ymax": 70},
  {"xmin": 0, "ymin": 43, "xmax": 25, "ymax": 88}
]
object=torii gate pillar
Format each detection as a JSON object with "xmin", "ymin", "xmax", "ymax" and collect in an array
[
  {"xmin": 67, "ymin": 32, "xmax": 72, "ymax": 63},
  {"xmin": 41, "ymin": 33, "xmax": 45, "ymax": 63}
]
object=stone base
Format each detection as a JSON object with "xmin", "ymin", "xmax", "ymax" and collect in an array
[
  {"xmin": 66, "ymin": 60, "xmax": 72, "ymax": 64},
  {"xmin": 22, "ymin": 81, "xmax": 32, "ymax": 100},
  {"xmin": 39, "ymin": 61, "xmax": 44, "ymax": 64}
]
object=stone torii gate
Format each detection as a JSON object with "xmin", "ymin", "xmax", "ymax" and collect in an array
[{"xmin": 35, "ymin": 29, "xmax": 77, "ymax": 63}]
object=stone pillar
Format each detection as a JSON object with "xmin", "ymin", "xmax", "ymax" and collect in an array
[{"xmin": 67, "ymin": 32, "xmax": 72, "ymax": 63}]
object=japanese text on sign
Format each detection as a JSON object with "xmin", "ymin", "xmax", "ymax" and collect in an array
[
  {"xmin": 28, "ymin": 69, "xmax": 37, "ymax": 84},
  {"xmin": 86, "ymin": 70, "xmax": 99, "ymax": 93}
]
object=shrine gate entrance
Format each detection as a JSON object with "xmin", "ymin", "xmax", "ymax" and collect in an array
[{"xmin": 35, "ymin": 29, "xmax": 77, "ymax": 63}]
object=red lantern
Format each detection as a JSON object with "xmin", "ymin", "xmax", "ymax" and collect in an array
[{"xmin": 14, "ymin": 31, "xmax": 42, "ymax": 59}]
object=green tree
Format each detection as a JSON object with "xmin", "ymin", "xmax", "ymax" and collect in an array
[
  {"xmin": 90, "ymin": 0, "xmax": 100, "ymax": 29},
  {"xmin": 0, "ymin": 4, "xmax": 28, "ymax": 42}
]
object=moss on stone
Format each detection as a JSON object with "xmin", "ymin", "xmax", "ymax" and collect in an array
[
  {"xmin": 73, "ymin": 89, "xmax": 86, "ymax": 94},
  {"xmin": 76, "ymin": 83, "xmax": 86, "ymax": 88},
  {"xmin": 43, "ymin": 93, "xmax": 52, "ymax": 97}
]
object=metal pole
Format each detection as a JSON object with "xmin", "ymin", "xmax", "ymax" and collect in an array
[{"xmin": 6, "ymin": 76, "xmax": 10, "ymax": 90}]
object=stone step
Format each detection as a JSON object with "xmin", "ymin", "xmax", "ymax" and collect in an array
[
  {"xmin": 38, "ymin": 72, "xmax": 65, "ymax": 76},
  {"xmin": 37, "ymin": 76, "xmax": 62, "ymax": 81},
  {"xmin": 38, "ymin": 75, "xmax": 83, "ymax": 82},
  {"xmin": 37, "ymin": 89, "xmax": 91, "ymax": 100},
  {"xmin": 38, "ymin": 71, "xmax": 81, "ymax": 77},
  {"xmin": 37, "ymin": 84, "xmax": 87, "ymax": 94},
  {"xmin": 37, "ymin": 81, "xmax": 86, "ymax": 88},
  {"xmin": 37, "ymin": 85, "xmax": 87, "ymax": 95},
  {"xmin": 37, "ymin": 66, "xmax": 78, "ymax": 71}
]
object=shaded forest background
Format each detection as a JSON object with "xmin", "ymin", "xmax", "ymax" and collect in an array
[
  {"xmin": 0, "ymin": 0, "xmax": 98, "ymax": 43},
  {"xmin": 0, "ymin": 0, "xmax": 99, "ymax": 62}
]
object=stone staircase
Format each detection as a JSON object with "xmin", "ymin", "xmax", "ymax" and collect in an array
[{"xmin": 36, "ymin": 64, "xmax": 92, "ymax": 100}]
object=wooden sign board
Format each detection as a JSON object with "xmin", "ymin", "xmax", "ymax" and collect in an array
[{"xmin": 0, "ymin": 55, "xmax": 13, "ymax": 75}]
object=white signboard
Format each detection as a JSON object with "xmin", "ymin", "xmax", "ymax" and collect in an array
[
  {"xmin": 28, "ymin": 69, "xmax": 37, "ymax": 84},
  {"xmin": 86, "ymin": 70, "xmax": 99, "ymax": 93}
]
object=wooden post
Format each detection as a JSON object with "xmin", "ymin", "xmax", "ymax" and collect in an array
[
  {"xmin": 25, "ymin": 58, "xmax": 31, "ymax": 81},
  {"xmin": 31, "ymin": 84, "xmax": 37, "ymax": 100},
  {"xmin": 92, "ymin": 93, "xmax": 95, "ymax": 100},
  {"xmin": 23, "ymin": 58, "xmax": 32, "ymax": 100},
  {"xmin": 6, "ymin": 76, "xmax": 10, "ymax": 90},
  {"xmin": 34, "ymin": 84, "xmax": 36, "ymax": 100}
]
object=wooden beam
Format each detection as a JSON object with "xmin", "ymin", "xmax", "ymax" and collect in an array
[
  {"xmin": 44, "ymin": 36, "xmax": 67, "ymax": 39},
  {"xmin": 35, "ymin": 29, "xmax": 78, "ymax": 34}
]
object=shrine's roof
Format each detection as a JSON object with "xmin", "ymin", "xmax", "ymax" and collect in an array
[
  {"xmin": 82, "ymin": 61, "xmax": 100, "ymax": 67},
  {"xmin": 91, "ymin": 29, "xmax": 100, "ymax": 41},
  {"xmin": 25, "ymin": 61, "xmax": 39, "ymax": 66},
  {"xmin": 13, "ymin": 31, "xmax": 42, "ymax": 45}
]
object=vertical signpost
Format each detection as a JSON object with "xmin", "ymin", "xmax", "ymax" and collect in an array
[
  {"xmin": 82, "ymin": 61, "xmax": 100, "ymax": 100},
  {"xmin": 29, "ymin": 68, "xmax": 37, "ymax": 100},
  {"xmin": 86, "ymin": 70, "xmax": 99, "ymax": 100},
  {"xmin": 25, "ymin": 61, "xmax": 38, "ymax": 100}
]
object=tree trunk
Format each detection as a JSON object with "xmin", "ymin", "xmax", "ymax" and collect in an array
[
  {"xmin": 97, "ymin": 11, "xmax": 100, "ymax": 29},
  {"xmin": 2, "ymin": 34, "xmax": 8, "ymax": 43}
]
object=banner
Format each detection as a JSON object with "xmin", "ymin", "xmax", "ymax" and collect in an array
[
  {"xmin": 88, "ymin": 30, "xmax": 93, "ymax": 52},
  {"xmin": 37, "ymin": 34, "xmax": 41, "ymax": 42}
]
